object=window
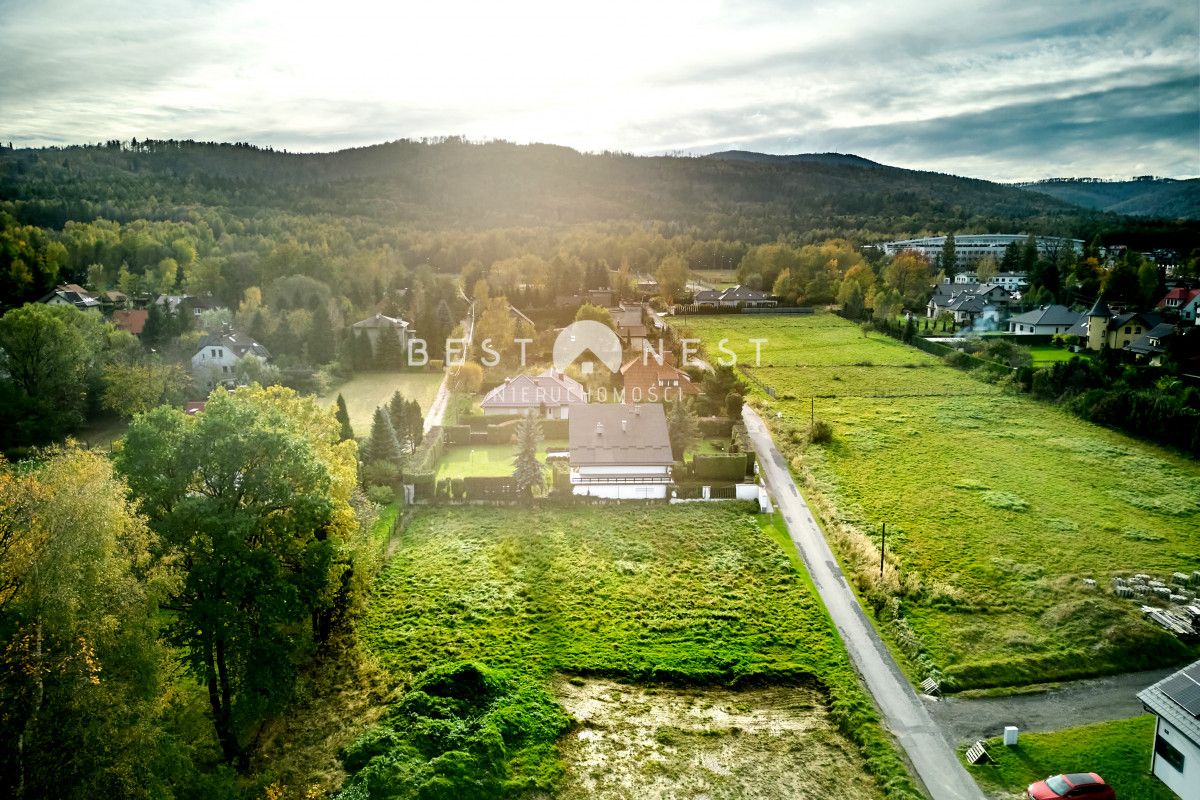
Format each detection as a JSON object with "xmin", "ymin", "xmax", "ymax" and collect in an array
[
  {"xmin": 1124, "ymin": 326, "xmax": 1131, "ymax": 334},
  {"xmin": 211, "ymin": 348, "xmax": 218, "ymax": 357},
  {"xmin": 1156, "ymin": 734, "xmax": 1184, "ymax": 771}
]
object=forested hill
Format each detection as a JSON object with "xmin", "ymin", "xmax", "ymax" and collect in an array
[
  {"xmin": 1018, "ymin": 177, "xmax": 1200, "ymax": 219},
  {"xmin": 4, "ymin": 137, "xmax": 1187, "ymax": 246}
]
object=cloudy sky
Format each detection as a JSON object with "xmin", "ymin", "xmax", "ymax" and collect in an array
[{"xmin": 2, "ymin": 0, "xmax": 1197, "ymax": 180}]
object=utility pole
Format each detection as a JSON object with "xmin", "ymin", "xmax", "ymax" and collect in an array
[
  {"xmin": 811, "ymin": 397, "xmax": 815, "ymax": 426},
  {"xmin": 880, "ymin": 522, "xmax": 886, "ymax": 579}
]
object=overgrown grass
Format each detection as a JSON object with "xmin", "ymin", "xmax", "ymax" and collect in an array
[
  {"xmin": 322, "ymin": 371, "xmax": 444, "ymax": 434},
  {"xmin": 965, "ymin": 716, "xmax": 1173, "ymax": 800},
  {"xmin": 349, "ymin": 504, "xmax": 921, "ymax": 799},
  {"xmin": 681, "ymin": 313, "xmax": 1200, "ymax": 689}
]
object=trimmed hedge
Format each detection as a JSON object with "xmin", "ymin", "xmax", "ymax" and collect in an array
[
  {"xmin": 540, "ymin": 418, "xmax": 569, "ymax": 439},
  {"xmin": 693, "ymin": 454, "xmax": 750, "ymax": 481},
  {"xmin": 444, "ymin": 425, "xmax": 471, "ymax": 446},
  {"xmin": 697, "ymin": 416, "xmax": 735, "ymax": 438},
  {"xmin": 487, "ymin": 418, "xmax": 521, "ymax": 444},
  {"xmin": 463, "ymin": 476, "xmax": 520, "ymax": 500}
]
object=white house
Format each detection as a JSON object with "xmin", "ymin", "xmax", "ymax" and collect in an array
[
  {"xmin": 953, "ymin": 271, "xmax": 1028, "ymax": 292},
  {"xmin": 39, "ymin": 283, "xmax": 101, "ymax": 312},
  {"xmin": 351, "ymin": 313, "xmax": 410, "ymax": 352},
  {"xmin": 1006, "ymin": 305, "xmax": 1083, "ymax": 335},
  {"xmin": 480, "ymin": 370, "xmax": 587, "ymax": 419},
  {"xmin": 1138, "ymin": 660, "xmax": 1200, "ymax": 800},
  {"xmin": 1177, "ymin": 291, "xmax": 1200, "ymax": 324},
  {"xmin": 190, "ymin": 331, "xmax": 271, "ymax": 390},
  {"xmin": 569, "ymin": 403, "xmax": 673, "ymax": 499}
]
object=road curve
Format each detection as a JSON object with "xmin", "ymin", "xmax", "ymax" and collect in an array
[{"xmin": 743, "ymin": 405, "xmax": 985, "ymax": 800}]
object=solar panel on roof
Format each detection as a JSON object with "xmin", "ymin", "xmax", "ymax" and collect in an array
[
  {"xmin": 1184, "ymin": 662, "xmax": 1200, "ymax": 683},
  {"xmin": 1162, "ymin": 672, "xmax": 1200, "ymax": 717}
]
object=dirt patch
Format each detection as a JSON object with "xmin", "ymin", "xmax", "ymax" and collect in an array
[{"xmin": 554, "ymin": 677, "xmax": 884, "ymax": 800}]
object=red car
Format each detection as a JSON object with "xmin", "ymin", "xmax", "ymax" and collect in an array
[{"xmin": 1027, "ymin": 772, "xmax": 1115, "ymax": 799}]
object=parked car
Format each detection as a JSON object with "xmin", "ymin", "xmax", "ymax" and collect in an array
[{"xmin": 1027, "ymin": 772, "xmax": 1115, "ymax": 799}]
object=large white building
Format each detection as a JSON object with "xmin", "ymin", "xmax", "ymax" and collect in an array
[
  {"xmin": 1138, "ymin": 660, "xmax": 1200, "ymax": 800},
  {"xmin": 569, "ymin": 404, "xmax": 673, "ymax": 499},
  {"xmin": 881, "ymin": 234, "xmax": 1083, "ymax": 266}
]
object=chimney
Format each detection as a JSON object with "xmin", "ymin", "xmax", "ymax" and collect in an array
[
  {"xmin": 633, "ymin": 404, "xmax": 641, "ymax": 416},
  {"xmin": 621, "ymin": 419, "xmax": 628, "ymax": 433},
  {"xmin": 595, "ymin": 421, "xmax": 604, "ymax": 437}
]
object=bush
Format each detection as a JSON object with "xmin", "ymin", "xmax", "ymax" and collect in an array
[
  {"xmin": 451, "ymin": 477, "xmax": 466, "ymax": 501},
  {"xmin": 808, "ymin": 419, "xmax": 832, "ymax": 444},
  {"xmin": 362, "ymin": 458, "xmax": 400, "ymax": 489},
  {"xmin": 366, "ymin": 484, "xmax": 395, "ymax": 506}
]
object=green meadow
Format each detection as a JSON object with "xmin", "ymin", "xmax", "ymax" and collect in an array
[
  {"xmin": 679, "ymin": 313, "xmax": 1200, "ymax": 689},
  {"xmin": 345, "ymin": 505, "xmax": 918, "ymax": 799}
]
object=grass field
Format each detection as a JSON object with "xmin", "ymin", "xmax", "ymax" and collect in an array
[
  {"xmin": 965, "ymin": 716, "xmax": 1173, "ymax": 800},
  {"xmin": 435, "ymin": 439, "xmax": 569, "ymax": 479},
  {"xmin": 1028, "ymin": 345, "xmax": 1088, "ymax": 366},
  {"xmin": 678, "ymin": 313, "xmax": 1200, "ymax": 689},
  {"xmin": 321, "ymin": 371, "xmax": 444, "ymax": 434},
  {"xmin": 345, "ymin": 505, "xmax": 920, "ymax": 799}
]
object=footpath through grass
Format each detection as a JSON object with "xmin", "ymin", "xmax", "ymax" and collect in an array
[
  {"xmin": 679, "ymin": 313, "xmax": 1200, "ymax": 690},
  {"xmin": 347, "ymin": 504, "xmax": 919, "ymax": 799},
  {"xmin": 965, "ymin": 716, "xmax": 1173, "ymax": 800}
]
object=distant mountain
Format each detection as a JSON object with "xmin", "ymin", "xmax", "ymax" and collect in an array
[
  {"xmin": 2, "ymin": 139, "xmax": 1195, "ymax": 250},
  {"xmin": 1017, "ymin": 177, "xmax": 1200, "ymax": 219},
  {"xmin": 705, "ymin": 150, "xmax": 887, "ymax": 170}
]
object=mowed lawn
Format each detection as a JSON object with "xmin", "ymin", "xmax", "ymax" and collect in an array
[
  {"xmin": 679, "ymin": 313, "xmax": 1200, "ymax": 688},
  {"xmin": 966, "ymin": 716, "xmax": 1174, "ymax": 800},
  {"xmin": 435, "ymin": 439, "xmax": 568, "ymax": 479},
  {"xmin": 321, "ymin": 371, "xmax": 443, "ymax": 434},
  {"xmin": 356, "ymin": 505, "xmax": 917, "ymax": 798}
]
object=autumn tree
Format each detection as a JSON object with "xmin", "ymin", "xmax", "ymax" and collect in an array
[
  {"xmin": 114, "ymin": 387, "xmax": 358, "ymax": 771},
  {"xmin": 0, "ymin": 445, "xmax": 185, "ymax": 798},
  {"xmin": 656, "ymin": 254, "xmax": 688, "ymax": 306},
  {"xmin": 883, "ymin": 250, "xmax": 932, "ymax": 308},
  {"xmin": 575, "ymin": 303, "xmax": 615, "ymax": 330}
]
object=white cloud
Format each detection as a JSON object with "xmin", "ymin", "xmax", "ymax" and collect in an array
[{"xmin": 0, "ymin": 0, "xmax": 1196, "ymax": 178}]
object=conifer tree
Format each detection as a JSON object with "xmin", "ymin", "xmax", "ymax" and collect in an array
[
  {"xmin": 511, "ymin": 413, "xmax": 544, "ymax": 499},
  {"xmin": 350, "ymin": 331, "xmax": 374, "ymax": 371},
  {"xmin": 363, "ymin": 406, "xmax": 403, "ymax": 465},
  {"xmin": 374, "ymin": 327, "xmax": 405, "ymax": 370},
  {"xmin": 307, "ymin": 303, "xmax": 336, "ymax": 364},
  {"xmin": 335, "ymin": 393, "xmax": 354, "ymax": 442},
  {"xmin": 666, "ymin": 399, "xmax": 699, "ymax": 460}
]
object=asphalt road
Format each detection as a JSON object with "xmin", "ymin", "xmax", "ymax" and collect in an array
[
  {"xmin": 927, "ymin": 667, "xmax": 1172, "ymax": 744},
  {"xmin": 742, "ymin": 405, "xmax": 985, "ymax": 800}
]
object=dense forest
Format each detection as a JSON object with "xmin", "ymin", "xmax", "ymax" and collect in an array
[{"xmin": 1018, "ymin": 176, "xmax": 1200, "ymax": 219}]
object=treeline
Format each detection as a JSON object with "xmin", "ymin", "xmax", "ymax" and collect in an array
[
  {"xmin": 5, "ymin": 138, "xmax": 1197, "ymax": 248},
  {"xmin": 0, "ymin": 386, "xmax": 380, "ymax": 798}
]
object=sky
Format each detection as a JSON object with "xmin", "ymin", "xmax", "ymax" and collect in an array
[{"xmin": 2, "ymin": 0, "xmax": 1198, "ymax": 181}]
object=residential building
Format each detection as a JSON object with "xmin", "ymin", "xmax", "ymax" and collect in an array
[
  {"xmin": 1006, "ymin": 305, "xmax": 1083, "ymax": 335},
  {"xmin": 1137, "ymin": 660, "xmax": 1200, "ymax": 800},
  {"xmin": 351, "ymin": 312, "xmax": 410, "ymax": 352},
  {"xmin": 620, "ymin": 352, "xmax": 700, "ymax": 403},
  {"xmin": 99, "ymin": 290, "xmax": 129, "ymax": 309},
  {"xmin": 155, "ymin": 294, "xmax": 213, "ymax": 320},
  {"xmin": 1159, "ymin": 287, "xmax": 1200, "ymax": 317},
  {"xmin": 693, "ymin": 285, "xmax": 778, "ymax": 308},
  {"xmin": 568, "ymin": 403, "xmax": 674, "ymax": 499},
  {"xmin": 952, "ymin": 271, "xmax": 1029, "ymax": 293},
  {"xmin": 112, "ymin": 308, "xmax": 149, "ymax": 337},
  {"xmin": 39, "ymin": 283, "xmax": 101, "ymax": 312},
  {"xmin": 1181, "ymin": 292, "xmax": 1200, "ymax": 324},
  {"xmin": 927, "ymin": 283, "xmax": 1011, "ymax": 325},
  {"xmin": 1084, "ymin": 296, "xmax": 1163, "ymax": 351},
  {"xmin": 881, "ymin": 234, "xmax": 1084, "ymax": 265},
  {"xmin": 609, "ymin": 304, "xmax": 651, "ymax": 350},
  {"xmin": 479, "ymin": 370, "xmax": 587, "ymax": 419},
  {"xmin": 190, "ymin": 330, "xmax": 270, "ymax": 390},
  {"xmin": 1126, "ymin": 323, "xmax": 1179, "ymax": 365}
]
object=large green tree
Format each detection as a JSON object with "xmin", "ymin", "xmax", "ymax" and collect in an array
[
  {"xmin": 666, "ymin": 399, "xmax": 699, "ymax": 460},
  {"xmin": 113, "ymin": 386, "xmax": 358, "ymax": 771}
]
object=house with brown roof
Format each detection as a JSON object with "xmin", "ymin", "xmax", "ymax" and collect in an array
[
  {"xmin": 112, "ymin": 308, "xmax": 149, "ymax": 336},
  {"xmin": 479, "ymin": 370, "xmax": 587, "ymax": 419},
  {"xmin": 620, "ymin": 352, "xmax": 699, "ymax": 403},
  {"xmin": 569, "ymin": 403, "xmax": 674, "ymax": 499}
]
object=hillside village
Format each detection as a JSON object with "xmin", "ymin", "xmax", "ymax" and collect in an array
[{"xmin": 2, "ymin": 143, "xmax": 1200, "ymax": 800}]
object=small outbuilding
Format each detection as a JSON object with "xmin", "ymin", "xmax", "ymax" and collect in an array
[{"xmin": 1137, "ymin": 659, "xmax": 1200, "ymax": 800}]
